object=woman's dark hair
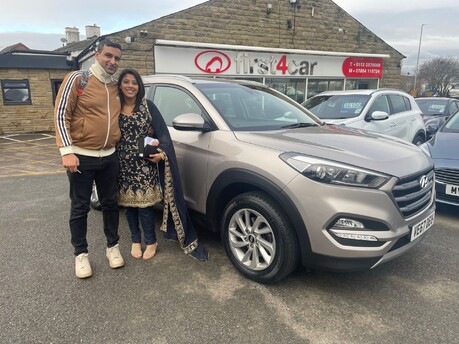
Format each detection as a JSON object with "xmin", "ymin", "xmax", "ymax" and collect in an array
[{"xmin": 117, "ymin": 69, "xmax": 145, "ymax": 111}]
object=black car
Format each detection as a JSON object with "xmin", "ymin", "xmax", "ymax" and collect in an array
[
  {"xmin": 421, "ymin": 109, "xmax": 459, "ymax": 206},
  {"xmin": 415, "ymin": 97, "xmax": 459, "ymax": 139}
]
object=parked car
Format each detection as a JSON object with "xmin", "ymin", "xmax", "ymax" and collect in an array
[
  {"xmin": 421, "ymin": 109, "xmax": 459, "ymax": 206},
  {"xmin": 96, "ymin": 76, "xmax": 435, "ymax": 284},
  {"xmin": 302, "ymin": 89, "xmax": 426, "ymax": 145},
  {"xmin": 447, "ymin": 83, "xmax": 459, "ymax": 99},
  {"xmin": 415, "ymin": 97, "xmax": 459, "ymax": 139}
]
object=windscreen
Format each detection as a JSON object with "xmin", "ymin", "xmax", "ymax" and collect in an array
[
  {"xmin": 196, "ymin": 82, "xmax": 320, "ymax": 131},
  {"xmin": 303, "ymin": 94, "xmax": 371, "ymax": 119},
  {"xmin": 416, "ymin": 99, "xmax": 447, "ymax": 115}
]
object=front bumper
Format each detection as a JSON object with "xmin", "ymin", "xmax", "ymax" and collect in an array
[{"xmin": 284, "ymin": 174, "xmax": 436, "ymax": 271}]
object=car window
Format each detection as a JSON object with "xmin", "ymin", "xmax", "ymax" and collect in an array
[
  {"xmin": 152, "ymin": 86, "xmax": 202, "ymax": 126},
  {"xmin": 388, "ymin": 95, "xmax": 410, "ymax": 114},
  {"xmin": 443, "ymin": 111, "xmax": 459, "ymax": 132},
  {"xmin": 302, "ymin": 95, "xmax": 370, "ymax": 119},
  {"xmin": 449, "ymin": 101, "xmax": 459, "ymax": 115},
  {"xmin": 197, "ymin": 83, "xmax": 319, "ymax": 130},
  {"xmin": 368, "ymin": 95, "xmax": 390, "ymax": 115}
]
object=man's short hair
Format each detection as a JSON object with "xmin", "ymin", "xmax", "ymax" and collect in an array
[{"xmin": 96, "ymin": 38, "xmax": 122, "ymax": 52}]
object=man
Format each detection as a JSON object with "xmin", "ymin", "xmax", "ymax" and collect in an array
[{"xmin": 54, "ymin": 39, "xmax": 124, "ymax": 279}]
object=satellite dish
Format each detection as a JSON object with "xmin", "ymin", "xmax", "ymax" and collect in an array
[{"xmin": 60, "ymin": 38, "xmax": 68, "ymax": 46}]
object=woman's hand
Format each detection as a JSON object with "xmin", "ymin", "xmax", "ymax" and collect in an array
[{"xmin": 147, "ymin": 153, "xmax": 163, "ymax": 164}]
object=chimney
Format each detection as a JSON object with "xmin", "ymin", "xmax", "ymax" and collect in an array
[
  {"xmin": 85, "ymin": 24, "xmax": 100, "ymax": 38},
  {"xmin": 65, "ymin": 27, "xmax": 80, "ymax": 43}
]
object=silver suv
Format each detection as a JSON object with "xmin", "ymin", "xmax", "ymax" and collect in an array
[
  {"xmin": 302, "ymin": 89, "xmax": 426, "ymax": 146},
  {"xmin": 138, "ymin": 76, "xmax": 435, "ymax": 283}
]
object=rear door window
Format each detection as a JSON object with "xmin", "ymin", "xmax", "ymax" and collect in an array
[{"xmin": 388, "ymin": 95, "xmax": 411, "ymax": 115}]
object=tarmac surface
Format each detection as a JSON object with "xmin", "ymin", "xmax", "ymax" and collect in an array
[
  {"xmin": 0, "ymin": 132, "xmax": 458, "ymax": 344},
  {"xmin": 0, "ymin": 132, "xmax": 63, "ymax": 177}
]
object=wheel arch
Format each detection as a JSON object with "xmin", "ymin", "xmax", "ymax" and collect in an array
[{"xmin": 206, "ymin": 168, "xmax": 312, "ymax": 259}]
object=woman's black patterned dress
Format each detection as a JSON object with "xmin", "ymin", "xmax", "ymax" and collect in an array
[{"xmin": 117, "ymin": 104, "xmax": 162, "ymax": 208}]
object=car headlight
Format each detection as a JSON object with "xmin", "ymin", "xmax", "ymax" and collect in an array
[{"xmin": 280, "ymin": 153, "xmax": 390, "ymax": 188}]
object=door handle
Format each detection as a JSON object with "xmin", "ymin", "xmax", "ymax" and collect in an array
[{"xmin": 390, "ymin": 122, "xmax": 397, "ymax": 127}]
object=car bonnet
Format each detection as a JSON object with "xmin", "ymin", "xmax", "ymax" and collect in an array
[
  {"xmin": 429, "ymin": 132, "xmax": 459, "ymax": 160},
  {"xmin": 233, "ymin": 125, "xmax": 433, "ymax": 178}
]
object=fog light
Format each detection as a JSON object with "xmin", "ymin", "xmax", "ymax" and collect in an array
[
  {"xmin": 334, "ymin": 218, "xmax": 364, "ymax": 229},
  {"xmin": 334, "ymin": 233, "xmax": 378, "ymax": 241}
]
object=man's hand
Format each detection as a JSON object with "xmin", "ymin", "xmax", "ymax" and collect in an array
[{"xmin": 62, "ymin": 153, "xmax": 80, "ymax": 173}]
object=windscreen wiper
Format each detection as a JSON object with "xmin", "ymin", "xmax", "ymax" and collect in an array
[{"xmin": 280, "ymin": 122, "xmax": 320, "ymax": 129}]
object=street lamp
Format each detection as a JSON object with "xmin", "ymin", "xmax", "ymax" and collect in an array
[{"xmin": 413, "ymin": 24, "xmax": 426, "ymax": 94}]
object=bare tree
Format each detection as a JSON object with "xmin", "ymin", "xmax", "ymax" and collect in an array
[
  {"xmin": 400, "ymin": 74, "xmax": 415, "ymax": 94},
  {"xmin": 418, "ymin": 57, "xmax": 459, "ymax": 96}
]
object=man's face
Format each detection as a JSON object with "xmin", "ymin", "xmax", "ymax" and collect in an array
[{"xmin": 95, "ymin": 45, "xmax": 122, "ymax": 75}]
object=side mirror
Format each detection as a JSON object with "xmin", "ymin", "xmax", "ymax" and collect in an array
[
  {"xmin": 369, "ymin": 111, "xmax": 389, "ymax": 121},
  {"xmin": 426, "ymin": 123, "xmax": 439, "ymax": 135},
  {"xmin": 172, "ymin": 113, "xmax": 211, "ymax": 132}
]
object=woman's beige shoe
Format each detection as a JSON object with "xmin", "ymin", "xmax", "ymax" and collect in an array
[
  {"xmin": 143, "ymin": 243, "xmax": 158, "ymax": 260},
  {"xmin": 131, "ymin": 243, "xmax": 142, "ymax": 259}
]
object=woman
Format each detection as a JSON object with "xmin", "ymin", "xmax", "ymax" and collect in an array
[{"xmin": 117, "ymin": 69, "xmax": 208, "ymax": 261}]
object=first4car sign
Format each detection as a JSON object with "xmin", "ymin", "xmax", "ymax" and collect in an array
[{"xmin": 155, "ymin": 45, "xmax": 386, "ymax": 78}]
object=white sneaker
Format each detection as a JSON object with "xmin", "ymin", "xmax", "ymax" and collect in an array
[
  {"xmin": 106, "ymin": 244, "xmax": 124, "ymax": 269},
  {"xmin": 75, "ymin": 253, "xmax": 92, "ymax": 279}
]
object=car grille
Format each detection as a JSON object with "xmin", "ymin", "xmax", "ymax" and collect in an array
[
  {"xmin": 392, "ymin": 168, "xmax": 434, "ymax": 218},
  {"xmin": 436, "ymin": 193, "xmax": 459, "ymax": 205},
  {"xmin": 435, "ymin": 168, "xmax": 459, "ymax": 184}
]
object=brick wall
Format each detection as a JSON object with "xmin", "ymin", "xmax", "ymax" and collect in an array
[
  {"xmin": 109, "ymin": 0, "xmax": 403, "ymax": 86},
  {"xmin": 0, "ymin": 69, "xmax": 69, "ymax": 134}
]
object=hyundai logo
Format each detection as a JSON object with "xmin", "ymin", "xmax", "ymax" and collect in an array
[
  {"xmin": 419, "ymin": 175, "xmax": 429, "ymax": 189},
  {"xmin": 194, "ymin": 50, "xmax": 231, "ymax": 74}
]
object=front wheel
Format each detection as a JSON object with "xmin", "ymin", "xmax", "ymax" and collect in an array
[{"xmin": 221, "ymin": 192, "xmax": 299, "ymax": 284}]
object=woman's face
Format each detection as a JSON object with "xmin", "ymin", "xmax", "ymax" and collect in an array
[{"xmin": 120, "ymin": 73, "xmax": 139, "ymax": 100}]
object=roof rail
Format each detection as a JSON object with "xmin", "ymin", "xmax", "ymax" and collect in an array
[{"xmin": 143, "ymin": 74, "xmax": 193, "ymax": 82}]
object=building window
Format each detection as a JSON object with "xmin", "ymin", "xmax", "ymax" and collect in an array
[
  {"xmin": 1, "ymin": 79, "xmax": 32, "ymax": 105},
  {"xmin": 307, "ymin": 79, "xmax": 344, "ymax": 99},
  {"xmin": 266, "ymin": 78, "xmax": 306, "ymax": 103},
  {"xmin": 51, "ymin": 79, "xmax": 63, "ymax": 105},
  {"xmin": 345, "ymin": 79, "xmax": 379, "ymax": 90}
]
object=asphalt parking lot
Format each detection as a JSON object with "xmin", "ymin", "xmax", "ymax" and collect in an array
[
  {"xmin": 0, "ymin": 133, "xmax": 458, "ymax": 344},
  {"xmin": 0, "ymin": 132, "xmax": 62, "ymax": 177}
]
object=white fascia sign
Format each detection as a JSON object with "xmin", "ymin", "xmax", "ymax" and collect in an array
[{"xmin": 154, "ymin": 40, "xmax": 389, "ymax": 79}]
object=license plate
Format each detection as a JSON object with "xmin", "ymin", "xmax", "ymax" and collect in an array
[
  {"xmin": 411, "ymin": 212, "xmax": 435, "ymax": 241},
  {"xmin": 445, "ymin": 184, "xmax": 459, "ymax": 197}
]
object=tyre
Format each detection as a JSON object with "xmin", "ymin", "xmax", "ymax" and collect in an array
[
  {"xmin": 221, "ymin": 191, "xmax": 299, "ymax": 284},
  {"xmin": 90, "ymin": 182, "xmax": 102, "ymax": 211},
  {"xmin": 412, "ymin": 134, "xmax": 425, "ymax": 146}
]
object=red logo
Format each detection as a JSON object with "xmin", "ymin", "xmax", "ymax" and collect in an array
[{"xmin": 194, "ymin": 50, "xmax": 231, "ymax": 74}]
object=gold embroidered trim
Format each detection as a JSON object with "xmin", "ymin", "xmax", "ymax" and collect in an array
[
  {"xmin": 160, "ymin": 152, "xmax": 198, "ymax": 255},
  {"xmin": 118, "ymin": 184, "xmax": 163, "ymax": 208}
]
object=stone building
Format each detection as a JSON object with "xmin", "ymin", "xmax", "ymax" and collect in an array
[
  {"xmin": 0, "ymin": 48, "xmax": 72, "ymax": 134},
  {"xmin": 0, "ymin": 0, "xmax": 405, "ymax": 134}
]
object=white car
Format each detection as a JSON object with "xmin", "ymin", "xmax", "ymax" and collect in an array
[{"xmin": 302, "ymin": 89, "xmax": 426, "ymax": 145}]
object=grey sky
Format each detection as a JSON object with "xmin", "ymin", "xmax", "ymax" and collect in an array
[{"xmin": 1, "ymin": 0, "xmax": 458, "ymax": 73}]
